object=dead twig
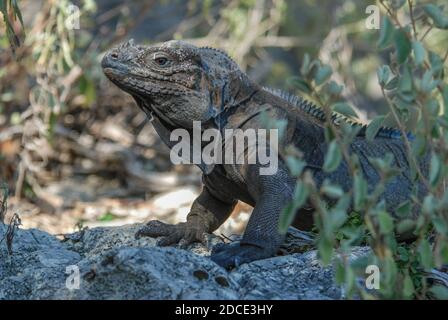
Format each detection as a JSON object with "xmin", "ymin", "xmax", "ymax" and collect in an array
[
  {"xmin": 0, "ymin": 213, "xmax": 22, "ymax": 255},
  {"xmin": 0, "ymin": 125, "xmax": 23, "ymax": 142},
  {"xmin": 0, "ymin": 183, "xmax": 8, "ymax": 224}
]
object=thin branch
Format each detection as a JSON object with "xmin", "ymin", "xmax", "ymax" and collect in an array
[
  {"xmin": 443, "ymin": 47, "xmax": 448, "ymax": 64},
  {"xmin": 380, "ymin": 88, "xmax": 431, "ymax": 191},
  {"xmin": 408, "ymin": 0, "xmax": 418, "ymax": 38},
  {"xmin": 420, "ymin": 25, "xmax": 433, "ymax": 42},
  {"xmin": 379, "ymin": 0, "xmax": 403, "ymax": 28}
]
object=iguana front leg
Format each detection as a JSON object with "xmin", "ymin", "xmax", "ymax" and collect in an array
[
  {"xmin": 136, "ymin": 187, "xmax": 236, "ymax": 248},
  {"xmin": 211, "ymin": 165, "xmax": 294, "ymax": 269}
]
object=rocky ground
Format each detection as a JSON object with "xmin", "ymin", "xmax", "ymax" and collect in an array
[{"xmin": 0, "ymin": 222, "xmax": 369, "ymax": 300}]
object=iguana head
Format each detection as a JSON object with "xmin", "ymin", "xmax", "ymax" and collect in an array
[{"xmin": 102, "ymin": 39, "xmax": 254, "ymax": 128}]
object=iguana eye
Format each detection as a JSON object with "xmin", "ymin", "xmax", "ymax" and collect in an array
[
  {"xmin": 154, "ymin": 56, "xmax": 169, "ymax": 67},
  {"xmin": 146, "ymin": 52, "xmax": 172, "ymax": 68}
]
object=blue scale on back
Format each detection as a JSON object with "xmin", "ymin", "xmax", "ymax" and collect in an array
[{"xmin": 265, "ymin": 87, "xmax": 415, "ymax": 141}]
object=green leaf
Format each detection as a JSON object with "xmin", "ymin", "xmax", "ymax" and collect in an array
[
  {"xmin": 377, "ymin": 16, "xmax": 394, "ymax": 49},
  {"xmin": 279, "ymin": 203, "xmax": 296, "ymax": 234},
  {"xmin": 384, "ymin": 76, "xmax": 399, "ymax": 90},
  {"xmin": 430, "ymin": 285, "xmax": 448, "ymax": 300},
  {"xmin": 279, "ymin": 181, "xmax": 309, "ymax": 234},
  {"xmin": 98, "ymin": 211, "xmax": 118, "ymax": 222},
  {"xmin": 432, "ymin": 216, "xmax": 448, "ymax": 235},
  {"xmin": 377, "ymin": 65, "xmax": 391, "ymax": 86},
  {"xmin": 423, "ymin": 4, "xmax": 448, "ymax": 29},
  {"xmin": 353, "ymin": 173, "xmax": 367, "ymax": 211},
  {"xmin": 10, "ymin": 112, "xmax": 21, "ymax": 125},
  {"xmin": 442, "ymin": 84, "xmax": 448, "ymax": 115},
  {"xmin": 326, "ymin": 81, "xmax": 344, "ymax": 96},
  {"xmin": 419, "ymin": 239, "xmax": 433, "ymax": 270},
  {"xmin": 321, "ymin": 181, "xmax": 344, "ymax": 199},
  {"xmin": 412, "ymin": 41, "xmax": 425, "ymax": 66},
  {"xmin": 420, "ymin": 70, "xmax": 439, "ymax": 94},
  {"xmin": 331, "ymin": 209, "xmax": 348, "ymax": 230},
  {"xmin": 427, "ymin": 98, "xmax": 440, "ymax": 117},
  {"xmin": 396, "ymin": 219, "xmax": 416, "ymax": 235},
  {"xmin": 429, "ymin": 51, "xmax": 444, "ymax": 77},
  {"xmin": 344, "ymin": 266, "xmax": 356, "ymax": 297},
  {"xmin": 411, "ymin": 134, "xmax": 427, "ymax": 157},
  {"xmin": 292, "ymin": 180, "xmax": 310, "ymax": 207},
  {"xmin": 287, "ymin": 76, "xmax": 312, "ymax": 94},
  {"xmin": 378, "ymin": 211, "xmax": 394, "ymax": 234},
  {"xmin": 300, "ymin": 53, "xmax": 310, "ymax": 76},
  {"xmin": 334, "ymin": 260, "xmax": 345, "ymax": 284},
  {"xmin": 285, "ymin": 156, "xmax": 306, "ymax": 177},
  {"xmin": 11, "ymin": 0, "xmax": 24, "ymax": 26},
  {"xmin": 393, "ymin": 28, "xmax": 411, "ymax": 64},
  {"xmin": 397, "ymin": 246, "xmax": 409, "ymax": 262},
  {"xmin": 78, "ymin": 75, "xmax": 97, "ymax": 106},
  {"xmin": 383, "ymin": 256, "xmax": 398, "ymax": 286},
  {"xmin": 318, "ymin": 236, "xmax": 333, "ymax": 265},
  {"xmin": 366, "ymin": 115, "xmax": 385, "ymax": 141},
  {"xmin": 396, "ymin": 201, "xmax": 411, "ymax": 218},
  {"xmin": 0, "ymin": 0, "xmax": 24, "ymax": 52},
  {"xmin": 315, "ymin": 64, "xmax": 332, "ymax": 86},
  {"xmin": 398, "ymin": 66, "xmax": 413, "ymax": 93},
  {"xmin": 61, "ymin": 40, "xmax": 74, "ymax": 67},
  {"xmin": 331, "ymin": 102, "xmax": 358, "ymax": 119},
  {"xmin": 48, "ymin": 110, "xmax": 57, "ymax": 138},
  {"xmin": 422, "ymin": 195, "xmax": 436, "ymax": 215},
  {"xmin": 429, "ymin": 152, "xmax": 442, "ymax": 187},
  {"xmin": 323, "ymin": 141, "xmax": 342, "ymax": 172},
  {"xmin": 440, "ymin": 242, "xmax": 448, "ymax": 264},
  {"xmin": 402, "ymin": 273, "xmax": 415, "ymax": 299}
]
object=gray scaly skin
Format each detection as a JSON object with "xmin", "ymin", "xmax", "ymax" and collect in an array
[{"xmin": 102, "ymin": 40, "xmax": 429, "ymax": 269}]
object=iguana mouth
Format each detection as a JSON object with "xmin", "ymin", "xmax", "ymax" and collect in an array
[
  {"xmin": 103, "ymin": 67, "xmax": 125, "ymax": 78},
  {"xmin": 101, "ymin": 51, "xmax": 130, "ymax": 77}
]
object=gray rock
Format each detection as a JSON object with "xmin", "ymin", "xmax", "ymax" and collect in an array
[
  {"xmin": 0, "ymin": 223, "xmax": 81, "ymax": 299},
  {"xmin": 55, "ymin": 246, "xmax": 238, "ymax": 300},
  {"xmin": 230, "ymin": 252, "xmax": 339, "ymax": 300},
  {"xmin": 0, "ymin": 223, "xmax": 368, "ymax": 300}
]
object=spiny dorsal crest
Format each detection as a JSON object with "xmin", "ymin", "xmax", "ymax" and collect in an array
[
  {"xmin": 264, "ymin": 87, "xmax": 413, "ymax": 140},
  {"xmin": 199, "ymin": 47, "xmax": 240, "ymax": 71}
]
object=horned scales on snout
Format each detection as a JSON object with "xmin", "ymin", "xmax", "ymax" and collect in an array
[{"xmin": 102, "ymin": 39, "xmax": 429, "ymax": 269}]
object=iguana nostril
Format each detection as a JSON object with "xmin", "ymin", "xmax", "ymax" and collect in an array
[{"xmin": 110, "ymin": 52, "xmax": 118, "ymax": 59}]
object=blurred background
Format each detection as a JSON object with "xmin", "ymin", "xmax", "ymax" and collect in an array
[{"xmin": 0, "ymin": 0, "xmax": 447, "ymax": 236}]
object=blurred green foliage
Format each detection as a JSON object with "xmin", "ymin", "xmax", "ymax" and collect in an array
[
  {"xmin": 282, "ymin": 1, "xmax": 448, "ymax": 299},
  {"xmin": 0, "ymin": 0, "xmax": 24, "ymax": 53}
]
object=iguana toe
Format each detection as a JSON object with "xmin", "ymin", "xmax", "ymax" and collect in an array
[
  {"xmin": 210, "ymin": 242, "xmax": 273, "ymax": 270},
  {"xmin": 135, "ymin": 219, "xmax": 209, "ymax": 248},
  {"xmin": 156, "ymin": 233, "xmax": 183, "ymax": 246},
  {"xmin": 135, "ymin": 220, "xmax": 173, "ymax": 239}
]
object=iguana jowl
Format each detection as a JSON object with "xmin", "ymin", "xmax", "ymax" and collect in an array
[{"xmin": 102, "ymin": 40, "xmax": 429, "ymax": 269}]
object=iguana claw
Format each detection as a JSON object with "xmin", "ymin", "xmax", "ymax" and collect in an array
[
  {"xmin": 135, "ymin": 219, "xmax": 208, "ymax": 248},
  {"xmin": 211, "ymin": 242, "xmax": 274, "ymax": 270}
]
